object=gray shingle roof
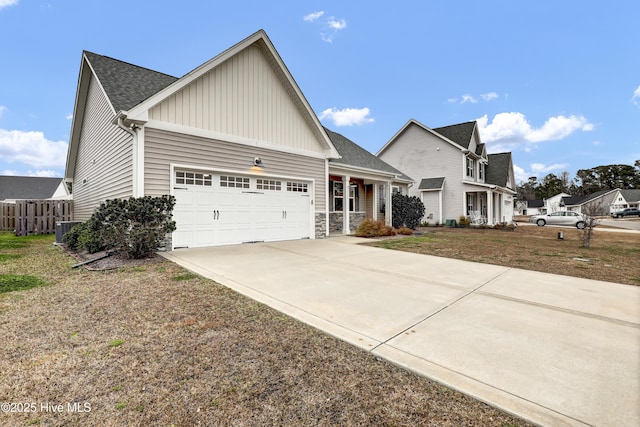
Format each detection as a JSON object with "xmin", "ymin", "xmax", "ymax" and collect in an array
[
  {"xmin": 432, "ymin": 121, "xmax": 476, "ymax": 149},
  {"xmin": 418, "ymin": 177, "xmax": 445, "ymax": 190},
  {"xmin": 0, "ymin": 176, "xmax": 64, "ymax": 200},
  {"xmin": 561, "ymin": 189, "xmax": 612, "ymax": 206},
  {"xmin": 527, "ymin": 199, "xmax": 544, "ymax": 208},
  {"xmin": 485, "ymin": 152, "xmax": 512, "ymax": 188},
  {"xmin": 620, "ymin": 189, "xmax": 640, "ymax": 202},
  {"xmin": 324, "ymin": 128, "xmax": 412, "ymax": 181},
  {"xmin": 84, "ymin": 51, "xmax": 178, "ymax": 112}
]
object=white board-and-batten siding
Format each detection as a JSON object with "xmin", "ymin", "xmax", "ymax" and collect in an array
[
  {"xmin": 73, "ymin": 75, "xmax": 133, "ymax": 220},
  {"xmin": 143, "ymin": 127, "xmax": 327, "ymax": 210},
  {"xmin": 149, "ymin": 45, "xmax": 323, "ymax": 155}
]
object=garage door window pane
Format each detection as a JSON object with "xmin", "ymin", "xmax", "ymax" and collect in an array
[
  {"xmin": 287, "ymin": 182, "xmax": 308, "ymax": 192},
  {"xmin": 257, "ymin": 179, "xmax": 281, "ymax": 191},
  {"xmin": 176, "ymin": 171, "xmax": 212, "ymax": 186},
  {"xmin": 221, "ymin": 176, "xmax": 250, "ymax": 188}
]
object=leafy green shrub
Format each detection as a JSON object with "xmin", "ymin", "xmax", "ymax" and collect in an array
[
  {"xmin": 92, "ymin": 196, "xmax": 176, "ymax": 259},
  {"xmin": 392, "ymin": 193, "xmax": 425, "ymax": 229},
  {"xmin": 355, "ymin": 219, "xmax": 396, "ymax": 238},
  {"xmin": 62, "ymin": 222, "xmax": 85, "ymax": 250},
  {"xmin": 64, "ymin": 196, "xmax": 176, "ymax": 258},
  {"xmin": 80, "ymin": 218, "xmax": 107, "ymax": 254}
]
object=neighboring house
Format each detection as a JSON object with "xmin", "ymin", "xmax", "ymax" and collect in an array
[
  {"xmin": 521, "ymin": 199, "xmax": 544, "ymax": 216},
  {"xmin": 65, "ymin": 30, "xmax": 409, "ymax": 249},
  {"xmin": 540, "ymin": 192, "xmax": 571, "ymax": 214},
  {"xmin": 609, "ymin": 189, "xmax": 640, "ymax": 213},
  {"xmin": 377, "ymin": 119, "xmax": 516, "ymax": 225},
  {"xmin": 0, "ymin": 176, "xmax": 70, "ymax": 202},
  {"xmin": 560, "ymin": 189, "xmax": 617, "ymax": 216}
]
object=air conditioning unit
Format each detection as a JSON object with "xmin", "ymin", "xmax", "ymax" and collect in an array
[{"xmin": 55, "ymin": 221, "xmax": 82, "ymax": 244}]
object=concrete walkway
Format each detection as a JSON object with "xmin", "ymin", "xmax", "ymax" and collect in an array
[{"xmin": 161, "ymin": 237, "xmax": 640, "ymax": 427}]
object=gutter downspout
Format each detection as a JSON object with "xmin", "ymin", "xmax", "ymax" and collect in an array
[{"xmin": 116, "ymin": 115, "xmax": 141, "ymax": 197}]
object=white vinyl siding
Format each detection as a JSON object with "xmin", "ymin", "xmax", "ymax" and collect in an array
[
  {"xmin": 72, "ymin": 75, "xmax": 133, "ymax": 220},
  {"xmin": 149, "ymin": 45, "xmax": 324, "ymax": 154},
  {"xmin": 378, "ymin": 123, "xmax": 463, "ymax": 221},
  {"xmin": 143, "ymin": 127, "xmax": 326, "ymax": 211},
  {"xmin": 421, "ymin": 191, "xmax": 441, "ymax": 223}
]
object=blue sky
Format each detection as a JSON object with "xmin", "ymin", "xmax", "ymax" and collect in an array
[{"xmin": 1, "ymin": 0, "xmax": 638, "ymax": 184}]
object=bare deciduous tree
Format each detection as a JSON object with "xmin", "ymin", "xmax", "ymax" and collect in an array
[{"xmin": 579, "ymin": 199, "xmax": 605, "ymax": 248}]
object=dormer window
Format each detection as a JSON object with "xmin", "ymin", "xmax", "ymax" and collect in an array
[
  {"xmin": 479, "ymin": 163, "xmax": 485, "ymax": 181},
  {"xmin": 466, "ymin": 157, "xmax": 474, "ymax": 178}
]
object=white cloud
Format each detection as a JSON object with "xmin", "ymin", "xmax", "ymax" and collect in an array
[
  {"xmin": 513, "ymin": 163, "xmax": 569, "ymax": 184},
  {"xmin": 477, "ymin": 112, "xmax": 594, "ymax": 151},
  {"xmin": 460, "ymin": 94, "xmax": 477, "ymax": 104},
  {"xmin": 631, "ymin": 85, "xmax": 640, "ymax": 106},
  {"xmin": 530, "ymin": 163, "xmax": 568, "ymax": 173},
  {"xmin": 66, "ymin": 113, "xmax": 73, "ymax": 120},
  {"xmin": 481, "ymin": 92, "xmax": 498, "ymax": 101},
  {"xmin": 305, "ymin": 11, "xmax": 346, "ymax": 43},
  {"xmin": 449, "ymin": 92, "xmax": 498, "ymax": 104},
  {"xmin": 319, "ymin": 107, "xmax": 374, "ymax": 127},
  {"xmin": 513, "ymin": 164, "xmax": 528, "ymax": 184},
  {"xmin": 1, "ymin": 168, "xmax": 59, "ymax": 177},
  {"xmin": 0, "ymin": 105, "xmax": 7, "ymax": 117},
  {"xmin": 303, "ymin": 11, "xmax": 324, "ymax": 22},
  {"xmin": 328, "ymin": 17, "xmax": 346, "ymax": 30},
  {"xmin": 0, "ymin": 0, "xmax": 18, "ymax": 10},
  {"xmin": 0, "ymin": 128, "xmax": 68, "ymax": 169}
]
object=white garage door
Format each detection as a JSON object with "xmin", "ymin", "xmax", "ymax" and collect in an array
[{"xmin": 172, "ymin": 170, "xmax": 312, "ymax": 248}]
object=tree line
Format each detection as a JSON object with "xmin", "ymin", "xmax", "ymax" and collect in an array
[{"xmin": 517, "ymin": 161, "xmax": 640, "ymax": 200}]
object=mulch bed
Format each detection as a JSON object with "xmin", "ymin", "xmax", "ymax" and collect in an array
[{"xmin": 58, "ymin": 244, "xmax": 164, "ymax": 271}]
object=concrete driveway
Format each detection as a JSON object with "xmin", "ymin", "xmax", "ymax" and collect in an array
[{"xmin": 162, "ymin": 237, "xmax": 640, "ymax": 427}]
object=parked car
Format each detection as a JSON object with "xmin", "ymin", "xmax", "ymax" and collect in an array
[
  {"xmin": 610, "ymin": 208, "xmax": 640, "ymax": 218},
  {"xmin": 529, "ymin": 211, "xmax": 586, "ymax": 229}
]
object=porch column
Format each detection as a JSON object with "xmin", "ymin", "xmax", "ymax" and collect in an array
[
  {"xmin": 487, "ymin": 190, "xmax": 494, "ymax": 225},
  {"xmin": 343, "ymin": 175, "xmax": 350, "ymax": 234},
  {"xmin": 385, "ymin": 181, "xmax": 392, "ymax": 227},
  {"xmin": 373, "ymin": 183, "xmax": 379, "ymax": 221}
]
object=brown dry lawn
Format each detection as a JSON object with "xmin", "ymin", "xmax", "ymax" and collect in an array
[
  {"xmin": 370, "ymin": 224, "xmax": 640, "ymax": 286},
  {"xmin": 0, "ymin": 232, "xmax": 533, "ymax": 427}
]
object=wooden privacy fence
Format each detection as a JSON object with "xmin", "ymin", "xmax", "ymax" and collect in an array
[
  {"xmin": 0, "ymin": 202, "xmax": 15, "ymax": 231},
  {"xmin": 0, "ymin": 200, "xmax": 73, "ymax": 236}
]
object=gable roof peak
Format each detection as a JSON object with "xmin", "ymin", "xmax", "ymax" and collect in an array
[
  {"xmin": 83, "ymin": 50, "xmax": 178, "ymax": 112},
  {"xmin": 432, "ymin": 120, "xmax": 477, "ymax": 149}
]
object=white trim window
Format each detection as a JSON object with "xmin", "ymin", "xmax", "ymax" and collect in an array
[
  {"xmin": 479, "ymin": 163, "xmax": 485, "ymax": 181},
  {"xmin": 466, "ymin": 157, "xmax": 474, "ymax": 178},
  {"xmin": 333, "ymin": 181, "xmax": 357, "ymax": 211}
]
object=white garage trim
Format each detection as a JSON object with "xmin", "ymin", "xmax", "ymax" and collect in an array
[{"xmin": 170, "ymin": 163, "xmax": 315, "ymax": 249}]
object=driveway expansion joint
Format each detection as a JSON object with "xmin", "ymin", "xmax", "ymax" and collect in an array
[{"xmin": 370, "ymin": 268, "xmax": 513, "ymax": 352}]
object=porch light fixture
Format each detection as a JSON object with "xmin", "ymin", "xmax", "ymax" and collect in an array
[{"xmin": 253, "ymin": 157, "xmax": 263, "ymax": 167}]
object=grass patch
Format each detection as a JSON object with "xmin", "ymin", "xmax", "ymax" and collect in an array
[
  {"xmin": 0, "ymin": 274, "xmax": 47, "ymax": 293},
  {"xmin": 367, "ymin": 226, "xmax": 640, "ymax": 286},
  {"xmin": 0, "ymin": 253, "xmax": 22, "ymax": 262},
  {"xmin": 0, "ymin": 231, "xmax": 534, "ymax": 426},
  {"xmin": 109, "ymin": 339, "xmax": 125, "ymax": 347}
]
